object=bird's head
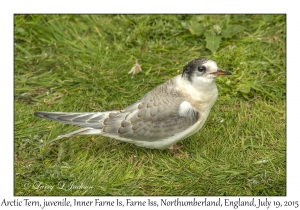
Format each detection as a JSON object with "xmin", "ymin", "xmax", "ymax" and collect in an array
[{"xmin": 182, "ymin": 58, "xmax": 231, "ymax": 85}]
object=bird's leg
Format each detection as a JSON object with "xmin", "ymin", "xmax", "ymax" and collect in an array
[{"xmin": 168, "ymin": 144, "xmax": 183, "ymax": 154}]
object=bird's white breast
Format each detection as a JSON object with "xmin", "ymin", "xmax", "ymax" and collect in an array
[{"xmin": 175, "ymin": 75, "xmax": 218, "ymax": 114}]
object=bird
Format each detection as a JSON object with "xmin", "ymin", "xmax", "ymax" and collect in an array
[{"xmin": 34, "ymin": 58, "xmax": 231, "ymax": 153}]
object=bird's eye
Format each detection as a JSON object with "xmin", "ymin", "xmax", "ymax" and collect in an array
[{"xmin": 197, "ymin": 66, "xmax": 206, "ymax": 72}]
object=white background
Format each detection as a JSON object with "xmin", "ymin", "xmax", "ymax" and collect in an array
[{"xmin": 1, "ymin": 0, "xmax": 297, "ymax": 209}]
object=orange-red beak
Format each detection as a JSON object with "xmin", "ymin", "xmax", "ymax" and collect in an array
[{"xmin": 211, "ymin": 69, "xmax": 232, "ymax": 76}]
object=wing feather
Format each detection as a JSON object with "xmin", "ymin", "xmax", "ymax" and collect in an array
[{"xmin": 102, "ymin": 78, "xmax": 200, "ymax": 141}]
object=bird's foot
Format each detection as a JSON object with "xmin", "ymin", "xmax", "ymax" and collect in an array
[{"xmin": 168, "ymin": 144, "xmax": 183, "ymax": 155}]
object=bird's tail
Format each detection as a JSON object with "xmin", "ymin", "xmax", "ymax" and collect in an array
[
  {"xmin": 34, "ymin": 127, "xmax": 97, "ymax": 149},
  {"xmin": 34, "ymin": 111, "xmax": 118, "ymax": 128},
  {"xmin": 34, "ymin": 111, "xmax": 118, "ymax": 149}
]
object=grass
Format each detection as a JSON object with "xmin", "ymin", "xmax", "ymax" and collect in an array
[{"xmin": 14, "ymin": 14, "xmax": 286, "ymax": 196}]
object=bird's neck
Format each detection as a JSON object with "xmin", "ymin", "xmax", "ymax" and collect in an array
[
  {"xmin": 182, "ymin": 76, "xmax": 217, "ymax": 94},
  {"xmin": 176, "ymin": 76, "xmax": 218, "ymax": 112}
]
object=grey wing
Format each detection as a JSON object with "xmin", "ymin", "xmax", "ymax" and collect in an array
[{"xmin": 102, "ymin": 80, "xmax": 200, "ymax": 141}]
